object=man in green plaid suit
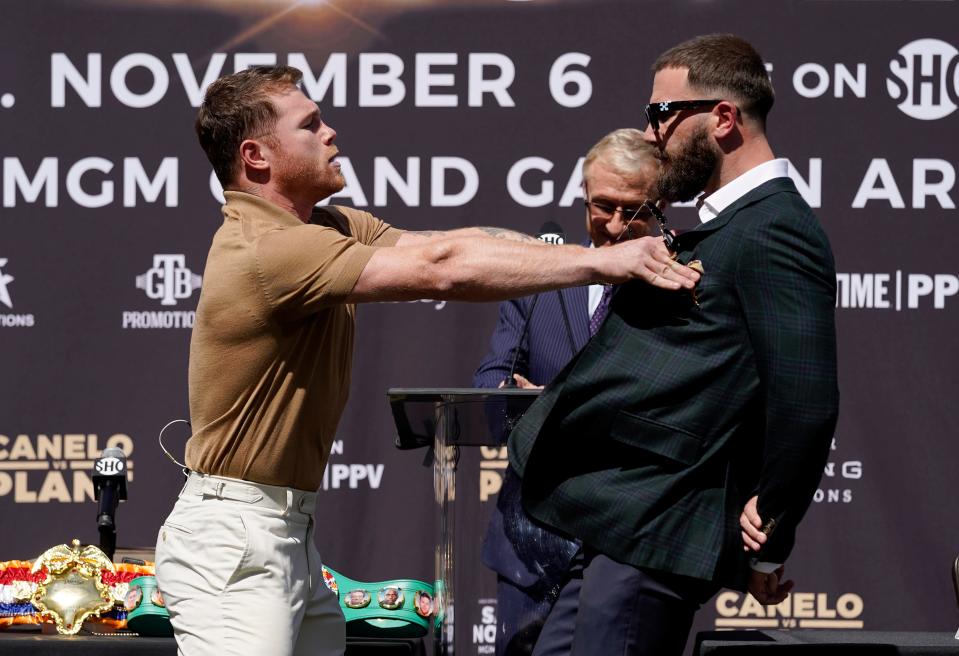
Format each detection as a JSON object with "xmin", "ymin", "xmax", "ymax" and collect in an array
[{"xmin": 508, "ymin": 34, "xmax": 839, "ymax": 656}]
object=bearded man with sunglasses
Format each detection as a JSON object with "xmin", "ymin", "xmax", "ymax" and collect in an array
[
  {"xmin": 508, "ymin": 34, "xmax": 839, "ymax": 656},
  {"xmin": 473, "ymin": 128, "xmax": 660, "ymax": 655}
]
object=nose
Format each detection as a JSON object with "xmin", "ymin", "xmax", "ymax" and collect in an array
[
  {"xmin": 605, "ymin": 209, "xmax": 628, "ymax": 234},
  {"xmin": 642, "ymin": 122, "xmax": 660, "ymax": 146},
  {"xmin": 321, "ymin": 122, "xmax": 337, "ymax": 144}
]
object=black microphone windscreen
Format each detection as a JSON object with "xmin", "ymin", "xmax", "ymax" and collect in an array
[
  {"xmin": 537, "ymin": 221, "xmax": 565, "ymax": 245},
  {"xmin": 94, "ymin": 448, "xmax": 127, "ymax": 478}
]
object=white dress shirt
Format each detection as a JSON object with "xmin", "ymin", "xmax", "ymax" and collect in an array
[{"xmin": 697, "ymin": 158, "xmax": 791, "ymax": 224}]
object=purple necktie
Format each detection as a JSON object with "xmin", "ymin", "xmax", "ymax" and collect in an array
[{"xmin": 589, "ymin": 284, "xmax": 614, "ymax": 337}]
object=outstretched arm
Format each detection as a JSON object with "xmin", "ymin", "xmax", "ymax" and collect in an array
[{"xmin": 347, "ymin": 232, "xmax": 698, "ymax": 304}]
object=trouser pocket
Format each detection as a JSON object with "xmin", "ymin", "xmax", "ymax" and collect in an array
[{"xmin": 156, "ymin": 499, "xmax": 249, "ymax": 596}]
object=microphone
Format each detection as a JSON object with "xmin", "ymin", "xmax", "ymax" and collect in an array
[
  {"xmin": 93, "ymin": 447, "xmax": 128, "ymax": 560},
  {"xmin": 502, "ymin": 222, "xmax": 566, "ymax": 387},
  {"xmin": 537, "ymin": 221, "xmax": 565, "ymax": 245}
]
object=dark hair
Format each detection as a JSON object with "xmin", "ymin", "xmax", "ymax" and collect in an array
[
  {"xmin": 654, "ymin": 34, "xmax": 774, "ymax": 127},
  {"xmin": 195, "ymin": 65, "xmax": 304, "ymax": 186}
]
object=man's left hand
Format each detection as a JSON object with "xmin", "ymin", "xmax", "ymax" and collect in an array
[
  {"xmin": 747, "ymin": 565, "xmax": 793, "ymax": 605},
  {"xmin": 740, "ymin": 495, "xmax": 766, "ymax": 552}
]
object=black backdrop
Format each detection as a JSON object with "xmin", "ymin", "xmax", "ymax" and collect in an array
[{"xmin": 2, "ymin": 0, "xmax": 958, "ymax": 651}]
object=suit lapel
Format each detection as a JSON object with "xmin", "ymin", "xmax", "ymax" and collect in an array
[
  {"xmin": 561, "ymin": 238, "xmax": 593, "ymax": 351},
  {"xmin": 677, "ymin": 177, "xmax": 800, "ymax": 245},
  {"xmin": 561, "ymin": 285, "xmax": 591, "ymax": 351}
]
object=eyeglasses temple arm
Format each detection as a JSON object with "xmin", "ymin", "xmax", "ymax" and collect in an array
[{"xmin": 643, "ymin": 200, "xmax": 677, "ymax": 252}]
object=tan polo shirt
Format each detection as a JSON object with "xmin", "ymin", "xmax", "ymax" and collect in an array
[{"xmin": 185, "ymin": 191, "xmax": 400, "ymax": 490}]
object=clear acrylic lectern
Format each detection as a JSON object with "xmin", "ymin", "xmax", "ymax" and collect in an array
[{"xmin": 388, "ymin": 388, "xmax": 540, "ymax": 655}]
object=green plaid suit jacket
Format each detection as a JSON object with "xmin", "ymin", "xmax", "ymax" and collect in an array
[{"xmin": 508, "ymin": 177, "xmax": 839, "ymax": 590}]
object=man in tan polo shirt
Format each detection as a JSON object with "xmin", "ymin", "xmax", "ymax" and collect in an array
[{"xmin": 154, "ymin": 65, "xmax": 699, "ymax": 656}]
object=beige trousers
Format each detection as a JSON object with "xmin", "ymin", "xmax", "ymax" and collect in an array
[{"xmin": 155, "ymin": 473, "xmax": 345, "ymax": 656}]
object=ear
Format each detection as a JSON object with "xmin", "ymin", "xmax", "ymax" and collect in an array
[
  {"xmin": 712, "ymin": 100, "xmax": 739, "ymax": 139},
  {"xmin": 239, "ymin": 138, "xmax": 270, "ymax": 173}
]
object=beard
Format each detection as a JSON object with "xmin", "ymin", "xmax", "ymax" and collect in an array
[
  {"xmin": 276, "ymin": 156, "xmax": 344, "ymax": 201},
  {"xmin": 656, "ymin": 123, "xmax": 719, "ymax": 203}
]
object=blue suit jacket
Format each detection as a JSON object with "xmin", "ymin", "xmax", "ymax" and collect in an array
[
  {"xmin": 474, "ymin": 281, "xmax": 591, "ymax": 589},
  {"xmin": 474, "ymin": 286, "xmax": 591, "ymax": 390}
]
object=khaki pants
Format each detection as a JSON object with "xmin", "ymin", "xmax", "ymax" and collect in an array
[{"xmin": 155, "ymin": 473, "xmax": 345, "ymax": 656}]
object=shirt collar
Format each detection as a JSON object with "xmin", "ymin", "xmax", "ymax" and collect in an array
[
  {"xmin": 697, "ymin": 158, "xmax": 790, "ymax": 223},
  {"xmin": 222, "ymin": 190, "xmax": 305, "ymax": 229}
]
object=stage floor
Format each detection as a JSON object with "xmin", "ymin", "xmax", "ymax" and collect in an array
[
  {"xmin": 0, "ymin": 632, "xmax": 425, "ymax": 655},
  {"xmin": 696, "ymin": 629, "xmax": 959, "ymax": 654}
]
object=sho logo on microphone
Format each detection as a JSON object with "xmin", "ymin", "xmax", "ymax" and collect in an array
[
  {"xmin": 94, "ymin": 455, "xmax": 126, "ymax": 476},
  {"xmin": 537, "ymin": 221, "xmax": 566, "ymax": 245},
  {"xmin": 887, "ymin": 38, "xmax": 959, "ymax": 120}
]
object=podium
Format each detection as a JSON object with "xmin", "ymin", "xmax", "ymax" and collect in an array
[{"xmin": 388, "ymin": 388, "xmax": 540, "ymax": 655}]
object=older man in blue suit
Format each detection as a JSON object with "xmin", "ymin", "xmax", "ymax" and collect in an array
[{"xmin": 474, "ymin": 129, "xmax": 662, "ymax": 655}]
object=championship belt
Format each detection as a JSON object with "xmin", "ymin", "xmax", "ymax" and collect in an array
[
  {"xmin": 123, "ymin": 575, "xmax": 173, "ymax": 637},
  {"xmin": 0, "ymin": 540, "xmax": 157, "ymax": 635},
  {"xmin": 322, "ymin": 566, "xmax": 436, "ymax": 639}
]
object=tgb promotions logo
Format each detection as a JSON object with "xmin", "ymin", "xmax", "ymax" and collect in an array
[
  {"xmin": 887, "ymin": 38, "xmax": 959, "ymax": 120},
  {"xmin": 0, "ymin": 258, "xmax": 35, "ymax": 328},
  {"xmin": 123, "ymin": 254, "xmax": 201, "ymax": 329}
]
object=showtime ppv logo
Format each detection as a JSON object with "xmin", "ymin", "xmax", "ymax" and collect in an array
[
  {"xmin": 714, "ymin": 591, "xmax": 864, "ymax": 630},
  {"xmin": 887, "ymin": 39, "xmax": 959, "ymax": 120},
  {"xmin": 123, "ymin": 254, "xmax": 200, "ymax": 329},
  {"xmin": 320, "ymin": 440, "xmax": 385, "ymax": 491},
  {"xmin": 836, "ymin": 272, "xmax": 958, "ymax": 310}
]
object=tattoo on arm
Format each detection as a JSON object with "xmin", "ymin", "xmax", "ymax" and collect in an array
[
  {"xmin": 476, "ymin": 227, "xmax": 537, "ymax": 243},
  {"xmin": 408, "ymin": 227, "xmax": 537, "ymax": 243}
]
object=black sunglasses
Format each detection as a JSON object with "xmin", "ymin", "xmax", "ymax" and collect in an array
[{"xmin": 644, "ymin": 99, "xmax": 722, "ymax": 131}]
